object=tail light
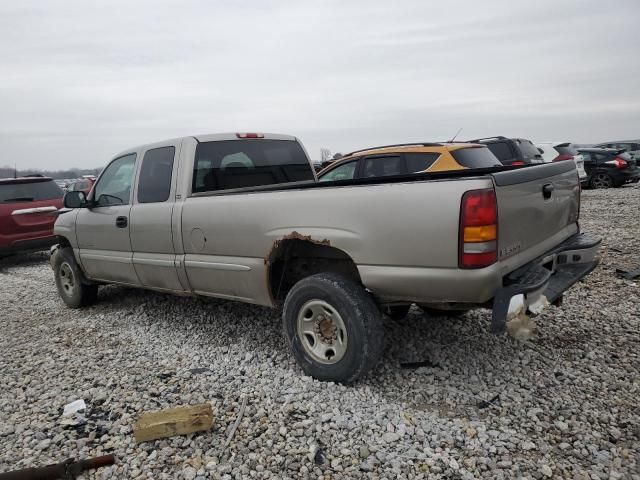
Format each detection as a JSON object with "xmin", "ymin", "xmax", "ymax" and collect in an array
[
  {"xmin": 553, "ymin": 154, "xmax": 574, "ymax": 162},
  {"xmin": 614, "ymin": 157, "xmax": 628, "ymax": 169},
  {"xmin": 459, "ymin": 189, "xmax": 498, "ymax": 269},
  {"xmin": 236, "ymin": 133, "xmax": 264, "ymax": 139},
  {"xmin": 605, "ymin": 157, "xmax": 628, "ymax": 169},
  {"xmin": 511, "ymin": 161, "xmax": 525, "ymax": 166}
]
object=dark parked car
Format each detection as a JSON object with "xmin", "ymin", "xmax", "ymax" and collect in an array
[
  {"xmin": 0, "ymin": 177, "xmax": 63, "ymax": 256},
  {"xmin": 578, "ymin": 148, "xmax": 640, "ymax": 188},
  {"xmin": 594, "ymin": 140, "xmax": 640, "ymax": 162},
  {"xmin": 467, "ymin": 136, "xmax": 544, "ymax": 166}
]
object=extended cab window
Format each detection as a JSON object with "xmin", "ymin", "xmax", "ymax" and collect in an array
[
  {"xmin": 362, "ymin": 155, "xmax": 403, "ymax": 178},
  {"xmin": 93, "ymin": 154, "xmax": 136, "ymax": 206},
  {"xmin": 451, "ymin": 147, "xmax": 501, "ymax": 168},
  {"xmin": 138, "ymin": 147, "xmax": 175, "ymax": 203},
  {"xmin": 192, "ymin": 140, "xmax": 314, "ymax": 193},
  {"xmin": 405, "ymin": 153, "xmax": 439, "ymax": 172},
  {"xmin": 318, "ymin": 161, "xmax": 357, "ymax": 182}
]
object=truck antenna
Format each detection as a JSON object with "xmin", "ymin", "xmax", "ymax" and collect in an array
[
  {"xmin": 448, "ymin": 128, "xmax": 463, "ymax": 143},
  {"xmin": 14, "ymin": 161, "xmax": 17, "ymax": 178}
]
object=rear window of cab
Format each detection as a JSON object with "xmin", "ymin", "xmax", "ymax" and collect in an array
[{"xmin": 451, "ymin": 147, "xmax": 502, "ymax": 169}]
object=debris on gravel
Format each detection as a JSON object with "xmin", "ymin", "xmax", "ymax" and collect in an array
[{"xmin": 0, "ymin": 186, "xmax": 638, "ymax": 479}]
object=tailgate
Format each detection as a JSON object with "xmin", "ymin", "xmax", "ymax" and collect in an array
[
  {"xmin": 491, "ymin": 162, "xmax": 580, "ymax": 267},
  {"xmin": 0, "ymin": 200, "xmax": 60, "ymax": 237}
]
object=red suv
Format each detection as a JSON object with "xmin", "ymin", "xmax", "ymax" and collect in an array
[{"xmin": 0, "ymin": 177, "xmax": 64, "ymax": 257}]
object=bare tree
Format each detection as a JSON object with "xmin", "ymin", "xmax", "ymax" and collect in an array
[{"xmin": 320, "ymin": 148, "xmax": 332, "ymax": 163}]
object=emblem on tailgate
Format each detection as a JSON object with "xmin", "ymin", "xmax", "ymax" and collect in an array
[{"xmin": 499, "ymin": 242, "xmax": 521, "ymax": 258}]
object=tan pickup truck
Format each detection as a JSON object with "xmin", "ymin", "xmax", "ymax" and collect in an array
[{"xmin": 51, "ymin": 133, "xmax": 600, "ymax": 382}]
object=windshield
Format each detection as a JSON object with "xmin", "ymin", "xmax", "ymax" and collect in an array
[{"xmin": 0, "ymin": 180, "xmax": 63, "ymax": 203}]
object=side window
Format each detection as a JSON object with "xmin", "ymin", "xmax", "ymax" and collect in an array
[
  {"xmin": 405, "ymin": 153, "xmax": 440, "ymax": 172},
  {"xmin": 318, "ymin": 161, "xmax": 357, "ymax": 182},
  {"xmin": 137, "ymin": 146, "xmax": 175, "ymax": 203},
  {"xmin": 361, "ymin": 155, "xmax": 403, "ymax": 178},
  {"xmin": 486, "ymin": 142, "xmax": 513, "ymax": 162},
  {"xmin": 580, "ymin": 152, "xmax": 592, "ymax": 162},
  {"xmin": 93, "ymin": 154, "xmax": 136, "ymax": 206},
  {"xmin": 595, "ymin": 153, "xmax": 609, "ymax": 162}
]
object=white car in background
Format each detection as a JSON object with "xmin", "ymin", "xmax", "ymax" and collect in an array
[{"xmin": 536, "ymin": 142, "xmax": 588, "ymax": 185}]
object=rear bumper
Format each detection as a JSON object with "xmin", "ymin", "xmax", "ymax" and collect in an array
[
  {"xmin": 491, "ymin": 232, "xmax": 601, "ymax": 332},
  {"xmin": 611, "ymin": 169, "xmax": 640, "ymax": 184}
]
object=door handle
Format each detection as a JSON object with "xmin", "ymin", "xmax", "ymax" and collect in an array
[
  {"xmin": 542, "ymin": 183, "xmax": 554, "ymax": 199},
  {"xmin": 115, "ymin": 216, "xmax": 128, "ymax": 228}
]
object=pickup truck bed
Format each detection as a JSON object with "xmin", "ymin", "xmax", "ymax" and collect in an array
[{"xmin": 51, "ymin": 133, "xmax": 600, "ymax": 382}]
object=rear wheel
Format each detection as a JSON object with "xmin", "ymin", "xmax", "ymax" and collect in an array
[
  {"xmin": 53, "ymin": 247, "xmax": 98, "ymax": 308},
  {"xmin": 590, "ymin": 173, "xmax": 613, "ymax": 189},
  {"xmin": 283, "ymin": 272, "xmax": 384, "ymax": 383}
]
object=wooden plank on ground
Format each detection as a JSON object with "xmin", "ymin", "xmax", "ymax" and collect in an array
[{"xmin": 134, "ymin": 404, "xmax": 214, "ymax": 443}]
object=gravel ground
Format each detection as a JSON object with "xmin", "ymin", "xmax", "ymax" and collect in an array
[{"xmin": 1, "ymin": 186, "xmax": 638, "ymax": 480}]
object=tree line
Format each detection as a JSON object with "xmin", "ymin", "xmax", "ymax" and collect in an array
[{"xmin": 0, "ymin": 165, "xmax": 102, "ymax": 180}]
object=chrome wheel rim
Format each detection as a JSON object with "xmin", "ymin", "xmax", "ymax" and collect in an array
[
  {"xmin": 297, "ymin": 299, "xmax": 348, "ymax": 364},
  {"xmin": 59, "ymin": 262, "xmax": 75, "ymax": 296},
  {"xmin": 592, "ymin": 174, "xmax": 611, "ymax": 189}
]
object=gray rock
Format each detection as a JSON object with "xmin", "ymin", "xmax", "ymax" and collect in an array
[
  {"xmin": 1, "ymin": 188, "xmax": 638, "ymax": 480},
  {"xmin": 382, "ymin": 432, "xmax": 400, "ymax": 443},
  {"xmin": 35, "ymin": 439, "xmax": 51, "ymax": 450},
  {"xmin": 182, "ymin": 466, "xmax": 197, "ymax": 480}
]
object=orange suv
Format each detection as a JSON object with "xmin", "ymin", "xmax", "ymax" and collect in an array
[{"xmin": 317, "ymin": 142, "xmax": 501, "ymax": 181}]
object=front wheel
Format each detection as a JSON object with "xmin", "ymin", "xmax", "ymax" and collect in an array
[
  {"xmin": 53, "ymin": 247, "xmax": 98, "ymax": 308},
  {"xmin": 282, "ymin": 273, "xmax": 384, "ymax": 383}
]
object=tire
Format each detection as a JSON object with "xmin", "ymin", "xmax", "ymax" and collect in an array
[
  {"xmin": 420, "ymin": 306, "xmax": 470, "ymax": 318},
  {"xmin": 589, "ymin": 173, "xmax": 613, "ymax": 189},
  {"xmin": 282, "ymin": 272, "xmax": 384, "ymax": 383},
  {"xmin": 53, "ymin": 247, "xmax": 98, "ymax": 308},
  {"xmin": 382, "ymin": 304, "xmax": 411, "ymax": 320}
]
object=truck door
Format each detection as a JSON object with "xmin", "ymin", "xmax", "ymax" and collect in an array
[
  {"xmin": 76, "ymin": 153, "xmax": 140, "ymax": 285},
  {"xmin": 128, "ymin": 141, "xmax": 187, "ymax": 292}
]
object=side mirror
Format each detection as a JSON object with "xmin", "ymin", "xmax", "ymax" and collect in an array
[{"xmin": 64, "ymin": 190, "xmax": 87, "ymax": 208}]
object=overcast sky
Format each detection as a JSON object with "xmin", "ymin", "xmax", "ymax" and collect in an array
[{"xmin": 1, "ymin": 0, "xmax": 639, "ymax": 169}]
